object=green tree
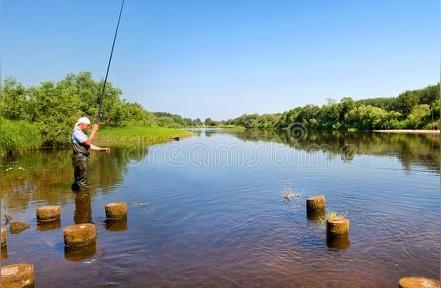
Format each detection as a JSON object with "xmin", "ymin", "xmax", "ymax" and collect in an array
[
  {"xmin": 204, "ymin": 118, "xmax": 217, "ymax": 127},
  {"xmin": 397, "ymin": 90, "xmax": 420, "ymax": 115},
  {"xmin": 0, "ymin": 78, "xmax": 30, "ymax": 120},
  {"xmin": 406, "ymin": 104, "xmax": 431, "ymax": 129}
]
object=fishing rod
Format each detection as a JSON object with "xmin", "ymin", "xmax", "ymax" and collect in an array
[{"xmin": 97, "ymin": 0, "xmax": 125, "ymax": 121}]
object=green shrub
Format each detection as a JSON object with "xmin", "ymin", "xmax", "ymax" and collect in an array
[{"xmin": 425, "ymin": 121, "xmax": 440, "ymax": 130}]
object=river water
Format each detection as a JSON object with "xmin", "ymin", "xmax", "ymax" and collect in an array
[{"xmin": 0, "ymin": 129, "xmax": 439, "ymax": 287}]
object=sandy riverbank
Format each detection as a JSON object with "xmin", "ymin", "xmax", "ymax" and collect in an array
[{"xmin": 373, "ymin": 130, "xmax": 440, "ymax": 134}]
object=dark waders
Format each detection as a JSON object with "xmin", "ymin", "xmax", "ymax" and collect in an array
[
  {"xmin": 71, "ymin": 154, "xmax": 89, "ymax": 191},
  {"xmin": 71, "ymin": 129, "xmax": 91, "ymax": 191}
]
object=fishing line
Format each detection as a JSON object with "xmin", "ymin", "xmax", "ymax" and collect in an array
[{"xmin": 97, "ymin": 0, "xmax": 125, "ymax": 121}]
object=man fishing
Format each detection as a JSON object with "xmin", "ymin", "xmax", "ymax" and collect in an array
[
  {"xmin": 71, "ymin": 117, "xmax": 111, "ymax": 191},
  {"xmin": 70, "ymin": 0, "xmax": 122, "ymax": 191}
]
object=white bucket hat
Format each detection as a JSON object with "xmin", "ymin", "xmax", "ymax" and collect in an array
[{"xmin": 74, "ymin": 117, "xmax": 91, "ymax": 128}]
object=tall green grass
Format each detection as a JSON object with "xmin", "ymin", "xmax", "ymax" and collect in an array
[
  {"xmin": 0, "ymin": 118, "xmax": 42, "ymax": 156},
  {"xmin": 0, "ymin": 121, "xmax": 192, "ymax": 156},
  {"xmin": 95, "ymin": 126, "xmax": 193, "ymax": 146}
]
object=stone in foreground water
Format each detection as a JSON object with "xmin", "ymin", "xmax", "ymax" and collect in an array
[
  {"xmin": 398, "ymin": 277, "xmax": 440, "ymax": 288},
  {"xmin": 306, "ymin": 195, "xmax": 326, "ymax": 219},
  {"xmin": 0, "ymin": 263, "xmax": 35, "ymax": 288},
  {"xmin": 36, "ymin": 205, "xmax": 61, "ymax": 222},
  {"xmin": 105, "ymin": 202, "xmax": 128, "ymax": 219},
  {"xmin": 63, "ymin": 223, "xmax": 96, "ymax": 248},
  {"xmin": 326, "ymin": 217, "xmax": 350, "ymax": 237}
]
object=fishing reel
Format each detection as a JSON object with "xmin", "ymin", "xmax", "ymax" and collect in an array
[{"xmin": 96, "ymin": 112, "xmax": 104, "ymax": 121}]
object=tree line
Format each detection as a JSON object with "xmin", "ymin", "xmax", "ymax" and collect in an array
[
  {"xmin": 1, "ymin": 72, "xmax": 439, "ymax": 147},
  {"xmin": 219, "ymin": 84, "xmax": 440, "ymax": 131},
  {"xmin": 0, "ymin": 72, "xmax": 202, "ymax": 147}
]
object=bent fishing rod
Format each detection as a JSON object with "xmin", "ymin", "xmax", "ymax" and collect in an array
[{"xmin": 96, "ymin": 0, "xmax": 125, "ymax": 121}]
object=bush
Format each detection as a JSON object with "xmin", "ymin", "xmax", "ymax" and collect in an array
[{"xmin": 425, "ymin": 121, "xmax": 440, "ymax": 130}]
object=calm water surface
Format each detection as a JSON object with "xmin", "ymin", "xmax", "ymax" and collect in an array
[{"xmin": 0, "ymin": 130, "xmax": 439, "ymax": 287}]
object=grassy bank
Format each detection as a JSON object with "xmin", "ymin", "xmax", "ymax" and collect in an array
[
  {"xmin": 0, "ymin": 120, "xmax": 193, "ymax": 156},
  {"xmin": 0, "ymin": 119, "xmax": 42, "ymax": 157},
  {"xmin": 95, "ymin": 126, "xmax": 193, "ymax": 146}
]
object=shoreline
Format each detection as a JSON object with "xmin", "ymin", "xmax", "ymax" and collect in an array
[
  {"xmin": 373, "ymin": 129, "xmax": 440, "ymax": 134},
  {"xmin": 1, "ymin": 126, "xmax": 193, "ymax": 157},
  {"xmin": 93, "ymin": 127, "xmax": 194, "ymax": 147}
]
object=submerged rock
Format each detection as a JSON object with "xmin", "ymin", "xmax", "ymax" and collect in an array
[{"xmin": 9, "ymin": 221, "xmax": 30, "ymax": 234}]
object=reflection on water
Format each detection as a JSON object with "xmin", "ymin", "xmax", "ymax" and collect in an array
[
  {"xmin": 327, "ymin": 234, "xmax": 351, "ymax": 250},
  {"xmin": 64, "ymin": 243, "xmax": 97, "ymax": 262},
  {"xmin": 0, "ymin": 130, "xmax": 439, "ymax": 287},
  {"xmin": 306, "ymin": 210, "xmax": 325, "ymax": 221},
  {"xmin": 233, "ymin": 129, "xmax": 440, "ymax": 173},
  {"xmin": 74, "ymin": 191, "xmax": 93, "ymax": 224},
  {"xmin": 0, "ymin": 146, "xmax": 148, "ymax": 206},
  {"xmin": 36, "ymin": 219, "xmax": 61, "ymax": 232},
  {"xmin": 105, "ymin": 218, "xmax": 128, "ymax": 232},
  {"xmin": 1, "ymin": 246, "xmax": 8, "ymax": 260}
]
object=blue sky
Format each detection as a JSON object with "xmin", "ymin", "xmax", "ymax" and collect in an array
[{"xmin": 1, "ymin": 0, "xmax": 439, "ymax": 120}]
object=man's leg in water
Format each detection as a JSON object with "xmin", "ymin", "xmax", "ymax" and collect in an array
[{"xmin": 72, "ymin": 155, "xmax": 89, "ymax": 190}]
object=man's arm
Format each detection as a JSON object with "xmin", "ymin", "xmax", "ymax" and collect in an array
[
  {"xmin": 83, "ymin": 124, "xmax": 99, "ymax": 145},
  {"xmin": 90, "ymin": 144, "xmax": 111, "ymax": 153}
]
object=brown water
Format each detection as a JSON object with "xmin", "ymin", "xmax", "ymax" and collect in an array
[{"xmin": 0, "ymin": 130, "xmax": 439, "ymax": 287}]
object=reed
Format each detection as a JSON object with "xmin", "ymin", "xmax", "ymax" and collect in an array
[
  {"xmin": 319, "ymin": 209, "xmax": 348, "ymax": 224},
  {"xmin": 94, "ymin": 126, "xmax": 193, "ymax": 146},
  {"xmin": 0, "ymin": 118, "xmax": 42, "ymax": 157}
]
